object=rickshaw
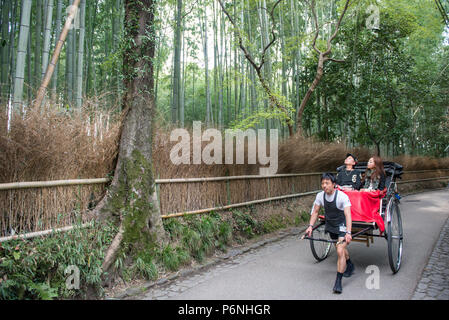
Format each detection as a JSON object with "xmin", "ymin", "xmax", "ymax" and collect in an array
[{"xmin": 303, "ymin": 162, "xmax": 404, "ymax": 274}]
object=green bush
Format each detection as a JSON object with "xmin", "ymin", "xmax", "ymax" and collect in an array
[
  {"xmin": 157, "ymin": 244, "xmax": 190, "ymax": 271},
  {"xmin": 217, "ymin": 220, "xmax": 232, "ymax": 251},
  {"xmin": 0, "ymin": 220, "xmax": 117, "ymax": 299},
  {"xmin": 262, "ymin": 214, "xmax": 287, "ymax": 233},
  {"xmin": 301, "ymin": 210, "xmax": 311, "ymax": 222},
  {"xmin": 232, "ymin": 210, "xmax": 261, "ymax": 238}
]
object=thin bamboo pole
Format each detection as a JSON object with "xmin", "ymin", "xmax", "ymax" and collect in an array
[
  {"xmin": 160, "ymin": 190, "xmax": 320, "ymax": 219},
  {"xmin": 1, "ymin": 173, "xmax": 448, "ymax": 242},
  {"xmin": 0, "ymin": 178, "xmax": 109, "ymax": 190},
  {"xmin": 34, "ymin": 0, "xmax": 81, "ymax": 108},
  {"xmin": 0, "ymin": 222, "xmax": 93, "ymax": 242},
  {"xmin": 0, "ymin": 171, "xmax": 448, "ymax": 190}
]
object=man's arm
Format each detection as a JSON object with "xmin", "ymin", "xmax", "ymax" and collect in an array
[
  {"xmin": 343, "ymin": 206, "xmax": 352, "ymax": 243},
  {"xmin": 306, "ymin": 204, "xmax": 321, "ymax": 237}
]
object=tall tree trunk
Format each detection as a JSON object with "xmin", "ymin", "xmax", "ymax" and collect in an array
[
  {"xmin": 218, "ymin": 6, "xmax": 224, "ymax": 129},
  {"xmin": 51, "ymin": 0, "xmax": 63, "ymax": 102},
  {"xmin": 99, "ymin": 0, "xmax": 166, "ymax": 272},
  {"xmin": 66, "ymin": 27, "xmax": 73, "ymax": 104},
  {"xmin": 12, "ymin": 0, "xmax": 32, "ymax": 112},
  {"xmin": 1, "ymin": 0, "xmax": 10, "ymax": 104},
  {"xmin": 8, "ymin": 0, "xmax": 18, "ymax": 104},
  {"xmin": 180, "ymin": 28, "xmax": 185, "ymax": 127},
  {"xmin": 171, "ymin": 0, "xmax": 182, "ymax": 125},
  {"xmin": 41, "ymin": 0, "xmax": 54, "ymax": 80},
  {"xmin": 27, "ymin": 19, "xmax": 32, "ymax": 106},
  {"xmin": 75, "ymin": 0, "xmax": 85, "ymax": 108},
  {"xmin": 71, "ymin": 18, "xmax": 76, "ymax": 106},
  {"xmin": 85, "ymin": 0, "xmax": 98, "ymax": 98},
  {"xmin": 201, "ymin": 2, "xmax": 211, "ymax": 127},
  {"xmin": 34, "ymin": 0, "xmax": 43, "ymax": 88}
]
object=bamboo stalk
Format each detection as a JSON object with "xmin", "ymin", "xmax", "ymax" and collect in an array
[{"xmin": 34, "ymin": 0, "xmax": 81, "ymax": 109}]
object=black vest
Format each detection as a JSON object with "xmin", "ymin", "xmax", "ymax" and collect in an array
[{"xmin": 323, "ymin": 190, "xmax": 346, "ymax": 234}]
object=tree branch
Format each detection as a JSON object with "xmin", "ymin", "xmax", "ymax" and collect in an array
[
  {"xmin": 217, "ymin": 0, "xmax": 261, "ymax": 72},
  {"xmin": 326, "ymin": 57, "xmax": 345, "ymax": 63},
  {"xmin": 260, "ymin": 0, "xmax": 283, "ymax": 66},
  {"xmin": 324, "ymin": 0, "xmax": 352, "ymax": 55},
  {"xmin": 307, "ymin": 0, "xmax": 322, "ymax": 55}
]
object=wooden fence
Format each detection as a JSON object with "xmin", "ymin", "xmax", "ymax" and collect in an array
[{"xmin": 1, "ymin": 169, "xmax": 448, "ymax": 241}]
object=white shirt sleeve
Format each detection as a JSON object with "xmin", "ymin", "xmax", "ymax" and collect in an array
[
  {"xmin": 310, "ymin": 192, "xmax": 324, "ymax": 214},
  {"xmin": 337, "ymin": 192, "xmax": 352, "ymax": 210}
]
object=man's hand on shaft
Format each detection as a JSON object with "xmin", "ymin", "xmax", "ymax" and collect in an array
[
  {"xmin": 345, "ymin": 233, "xmax": 352, "ymax": 244},
  {"xmin": 306, "ymin": 226, "xmax": 313, "ymax": 237}
]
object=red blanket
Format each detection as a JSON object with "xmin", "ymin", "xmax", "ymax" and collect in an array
[{"xmin": 339, "ymin": 188, "xmax": 386, "ymax": 232}]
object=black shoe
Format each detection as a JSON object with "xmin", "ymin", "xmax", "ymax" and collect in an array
[
  {"xmin": 333, "ymin": 276, "xmax": 343, "ymax": 294},
  {"xmin": 343, "ymin": 261, "xmax": 354, "ymax": 278}
]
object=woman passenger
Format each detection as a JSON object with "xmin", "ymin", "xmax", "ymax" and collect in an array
[{"xmin": 361, "ymin": 156, "xmax": 386, "ymax": 191}]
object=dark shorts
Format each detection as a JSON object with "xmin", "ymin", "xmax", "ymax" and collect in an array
[{"xmin": 327, "ymin": 231, "xmax": 346, "ymax": 240}]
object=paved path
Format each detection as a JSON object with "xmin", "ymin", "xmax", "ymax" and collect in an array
[
  {"xmin": 136, "ymin": 189, "xmax": 449, "ymax": 300},
  {"xmin": 411, "ymin": 214, "xmax": 449, "ymax": 300}
]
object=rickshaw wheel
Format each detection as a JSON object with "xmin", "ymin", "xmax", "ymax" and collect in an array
[
  {"xmin": 387, "ymin": 197, "xmax": 403, "ymax": 273},
  {"xmin": 310, "ymin": 223, "xmax": 332, "ymax": 262}
]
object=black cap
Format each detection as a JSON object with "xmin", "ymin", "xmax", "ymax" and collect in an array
[{"xmin": 346, "ymin": 153, "xmax": 358, "ymax": 163}]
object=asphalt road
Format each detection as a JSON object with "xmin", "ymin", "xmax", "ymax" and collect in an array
[{"xmin": 141, "ymin": 189, "xmax": 449, "ymax": 300}]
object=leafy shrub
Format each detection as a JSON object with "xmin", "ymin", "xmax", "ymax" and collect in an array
[
  {"xmin": 232, "ymin": 210, "xmax": 260, "ymax": 238},
  {"xmin": 0, "ymin": 220, "xmax": 117, "ymax": 300},
  {"xmin": 262, "ymin": 214, "xmax": 287, "ymax": 233},
  {"xmin": 157, "ymin": 244, "xmax": 190, "ymax": 271}
]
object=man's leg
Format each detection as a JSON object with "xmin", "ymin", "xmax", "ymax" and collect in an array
[
  {"xmin": 343, "ymin": 246, "xmax": 354, "ymax": 277},
  {"xmin": 333, "ymin": 237, "xmax": 347, "ymax": 294},
  {"xmin": 336, "ymin": 239, "xmax": 347, "ymax": 273}
]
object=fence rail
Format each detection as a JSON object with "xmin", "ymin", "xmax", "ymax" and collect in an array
[
  {"xmin": 2, "ymin": 169, "xmax": 448, "ymax": 189},
  {"xmin": 1, "ymin": 169, "xmax": 448, "ymax": 241}
]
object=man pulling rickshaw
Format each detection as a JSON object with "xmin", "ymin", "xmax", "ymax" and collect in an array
[
  {"xmin": 302, "ymin": 156, "xmax": 404, "ymax": 294},
  {"xmin": 305, "ymin": 172, "xmax": 354, "ymax": 294}
]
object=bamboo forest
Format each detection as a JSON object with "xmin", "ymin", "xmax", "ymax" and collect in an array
[
  {"xmin": 1, "ymin": 0, "xmax": 448, "ymax": 155},
  {"xmin": 0, "ymin": 0, "xmax": 449, "ymax": 301}
]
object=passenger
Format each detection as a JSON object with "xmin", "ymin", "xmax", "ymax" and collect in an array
[
  {"xmin": 360, "ymin": 156, "xmax": 386, "ymax": 192},
  {"xmin": 336, "ymin": 153, "xmax": 363, "ymax": 191}
]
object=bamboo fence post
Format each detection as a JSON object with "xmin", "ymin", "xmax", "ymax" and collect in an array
[
  {"xmin": 267, "ymin": 177, "xmax": 271, "ymax": 198},
  {"xmin": 226, "ymin": 178, "xmax": 231, "ymax": 205}
]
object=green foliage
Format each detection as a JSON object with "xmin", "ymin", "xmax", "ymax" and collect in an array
[
  {"xmin": 304, "ymin": 210, "xmax": 312, "ymax": 222},
  {"xmin": 232, "ymin": 210, "xmax": 261, "ymax": 239},
  {"xmin": 0, "ymin": 220, "xmax": 117, "ymax": 300},
  {"xmin": 157, "ymin": 245, "xmax": 190, "ymax": 271},
  {"xmin": 262, "ymin": 214, "xmax": 287, "ymax": 233},
  {"xmin": 0, "ymin": 204, "xmax": 309, "ymax": 300}
]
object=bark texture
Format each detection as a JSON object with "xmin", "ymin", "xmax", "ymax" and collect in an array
[{"xmin": 99, "ymin": 0, "xmax": 166, "ymax": 272}]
